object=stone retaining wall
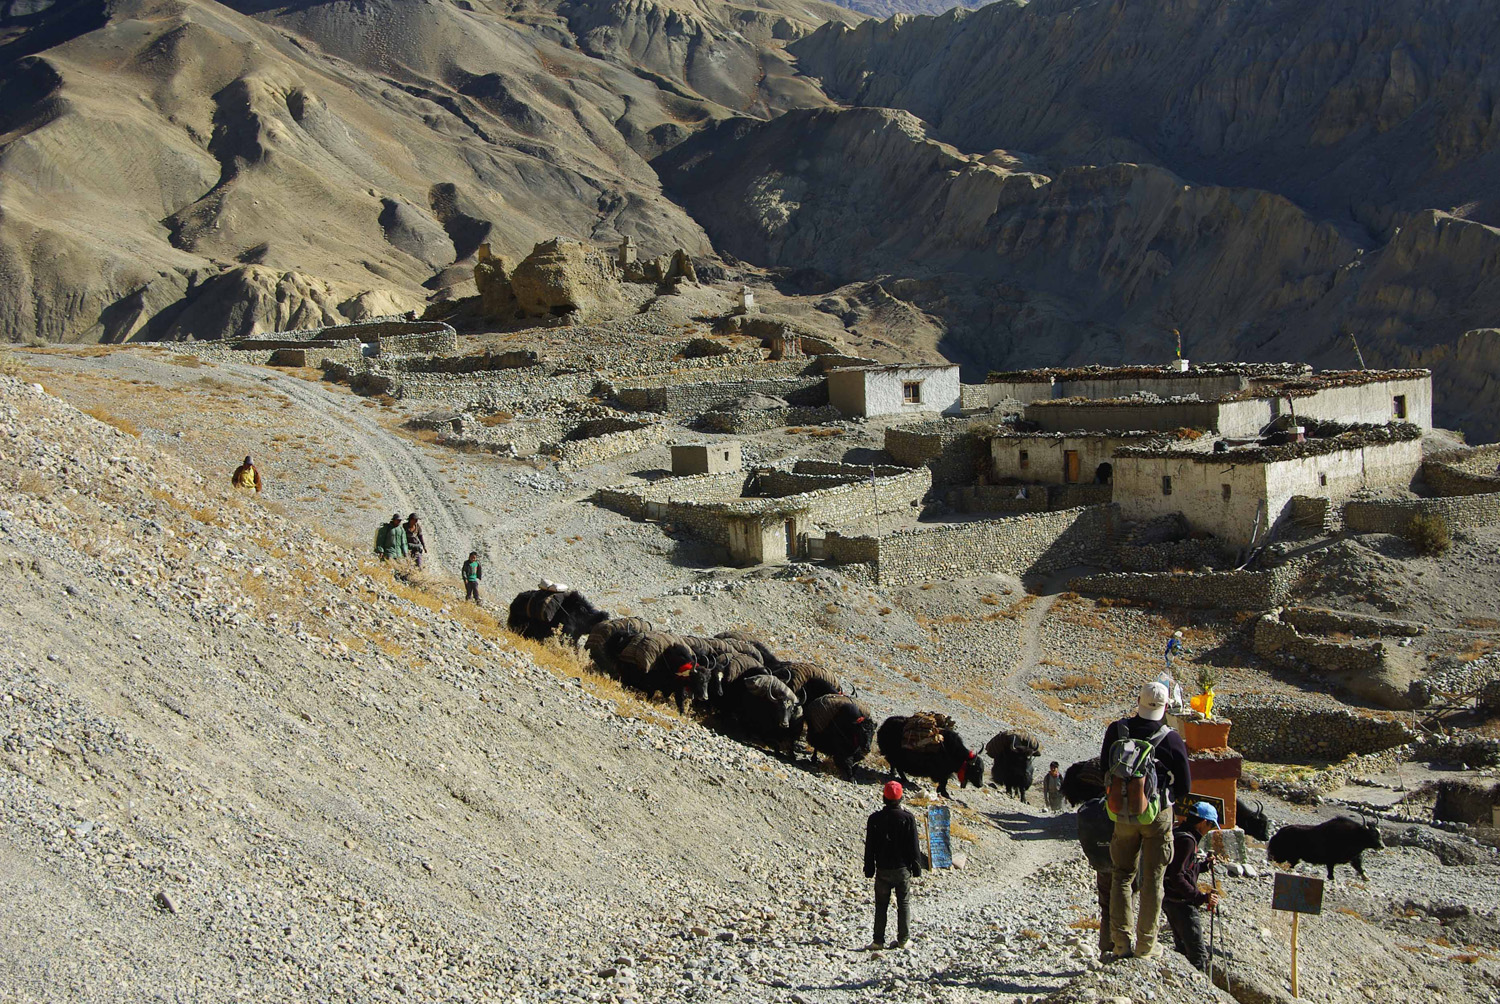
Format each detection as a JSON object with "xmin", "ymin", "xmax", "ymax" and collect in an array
[
  {"xmin": 266, "ymin": 342, "xmax": 364, "ymax": 368},
  {"xmin": 1114, "ymin": 537, "xmax": 1226, "ymax": 573},
  {"xmin": 1482, "ymin": 679, "xmax": 1500, "ymax": 712},
  {"xmin": 885, "ymin": 423, "xmax": 985, "ymax": 486},
  {"xmin": 700, "ymin": 405, "xmax": 841, "ymax": 433},
  {"xmin": 1422, "ymin": 444, "xmax": 1500, "ymax": 497},
  {"xmin": 613, "ymin": 359, "xmax": 812, "ymax": 390},
  {"xmin": 952, "ymin": 483, "xmax": 1112, "ymax": 514},
  {"xmin": 1216, "ymin": 695, "xmax": 1415, "ymax": 763},
  {"xmin": 615, "ymin": 377, "xmax": 827, "ymax": 415},
  {"xmin": 555, "ymin": 423, "xmax": 669, "ymax": 471},
  {"xmin": 1281, "ymin": 607, "xmax": 1424, "ymax": 637},
  {"xmin": 1068, "ymin": 562, "xmax": 1305, "ymax": 610},
  {"xmin": 1342, "ymin": 491, "xmax": 1500, "ymax": 534},
  {"xmin": 1252, "ymin": 608, "xmax": 1386, "ymax": 674},
  {"xmin": 376, "ymin": 326, "xmax": 459, "ymax": 356},
  {"xmin": 826, "ymin": 505, "xmax": 1117, "ymax": 586},
  {"xmin": 1410, "ymin": 653, "xmax": 1500, "ymax": 707}
]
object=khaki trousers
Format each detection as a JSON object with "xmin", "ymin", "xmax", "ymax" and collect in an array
[{"xmin": 1109, "ymin": 809, "xmax": 1174, "ymax": 955}]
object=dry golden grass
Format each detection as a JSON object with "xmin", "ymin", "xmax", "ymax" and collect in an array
[
  {"xmin": 0, "ymin": 351, "xmax": 23, "ymax": 377},
  {"xmin": 1068, "ymin": 916, "xmax": 1101, "ymax": 930},
  {"xmin": 479, "ymin": 411, "xmax": 514, "ymax": 427},
  {"xmin": 1457, "ymin": 638, "xmax": 1496, "ymax": 663},
  {"xmin": 81, "ymin": 406, "xmax": 140, "ymax": 436}
]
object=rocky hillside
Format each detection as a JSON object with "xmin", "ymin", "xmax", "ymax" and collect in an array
[
  {"xmin": 658, "ymin": 97, "xmax": 1500, "ymax": 437},
  {"xmin": 0, "ymin": 0, "xmax": 856, "ymax": 344}
]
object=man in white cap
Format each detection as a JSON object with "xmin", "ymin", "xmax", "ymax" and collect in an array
[{"xmin": 1098, "ymin": 681, "xmax": 1192, "ymax": 960}]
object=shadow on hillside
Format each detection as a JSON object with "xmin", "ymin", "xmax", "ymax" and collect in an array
[{"xmin": 983, "ymin": 807, "xmax": 1074, "ymax": 842}]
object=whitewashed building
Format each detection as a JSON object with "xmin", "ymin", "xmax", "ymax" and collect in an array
[{"xmin": 827, "ymin": 363, "xmax": 961, "ymax": 419}]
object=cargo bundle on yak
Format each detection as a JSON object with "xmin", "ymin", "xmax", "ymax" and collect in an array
[
  {"xmin": 804, "ymin": 694, "xmax": 875, "ymax": 781},
  {"xmin": 508, "ymin": 585, "xmax": 610, "ymax": 642},
  {"xmin": 1061, "ymin": 758, "xmax": 1107, "ymax": 806},
  {"xmin": 877, "ymin": 713, "xmax": 984, "ymax": 799},
  {"xmin": 585, "ymin": 617, "xmax": 654, "ymax": 677},
  {"xmin": 615, "ymin": 630, "xmax": 703, "ymax": 713},
  {"xmin": 1267, "ymin": 815, "xmax": 1384, "ymax": 880},
  {"xmin": 781, "ymin": 661, "xmax": 848, "ymax": 703},
  {"xmin": 986, "ymin": 730, "xmax": 1041, "ymax": 801}
]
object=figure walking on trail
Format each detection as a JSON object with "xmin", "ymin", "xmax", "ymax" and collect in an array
[
  {"xmin": 864, "ymin": 780, "xmax": 923, "ymax": 951},
  {"xmin": 404, "ymin": 513, "xmax": 426, "ymax": 569},
  {"xmin": 1164, "ymin": 630, "xmax": 1185, "ymax": 673},
  {"xmin": 461, "ymin": 552, "xmax": 483, "ymax": 604},
  {"xmin": 374, "ymin": 514, "xmax": 408, "ymax": 560},
  {"xmin": 1163, "ymin": 801, "xmax": 1223, "ymax": 972},
  {"xmin": 1100, "ymin": 681, "xmax": 1192, "ymax": 960},
  {"xmin": 231, "ymin": 456, "xmax": 262, "ymax": 493},
  {"xmin": 1044, "ymin": 761, "xmax": 1065, "ymax": 813}
]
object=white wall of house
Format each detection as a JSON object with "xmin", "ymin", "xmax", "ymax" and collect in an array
[
  {"xmin": 1115, "ymin": 456, "xmax": 1270, "ymax": 545},
  {"xmin": 1115, "ymin": 438, "xmax": 1423, "ymax": 547},
  {"xmin": 981, "ymin": 379, "xmax": 1056, "ymax": 406},
  {"xmin": 1058, "ymin": 373, "xmax": 1247, "ymax": 399},
  {"xmin": 1275, "ymin": 377, "xmax": 1433, "ymax": 429},
  {"xmin": 830, "ymin": 365, "xmax": 961, "ymax": 418},
  {"xmin": 990, "ymin": 435, "xmax": 1132, "ymax": 483}
]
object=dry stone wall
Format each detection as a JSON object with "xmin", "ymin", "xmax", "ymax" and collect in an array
[
  {"xmin": 701, "ymin": 405, "xmax": 841, "ymax": 433},
  {"xmin": 555, "ymin": 423, "xmax": 669, "ymax": 470},
  {"xmin": 1342, "ymin": 491, "xmax": 1500, "ymax": 534},
  {"xmin": 826, "ymin": 505, "xmax": 1117, "ymax": 586},
  {"xmin": 1068, "ymin": 562, "xmax": 1305, "ymax": 610},
  {"xmin": 951, "ymin": 483, "xmax": 1112, "ymax": 514},
  {"xmin": 1281, "ymin": 607, "xmax": 1424, "ymax": 636},
  {"xmin": 1252, "ymin": 608, "xmax": 1386, "ymax": 674},
  {"xmin": 615, "ymin": 377, "xmax": 827, "ymax": 415},
  {"xmin": 1410, "ymin": 653, "xmax": 1500, "ymax": 707},
  {"xmin": 1215, "ymin": 695, "xmax": 1416, "ymax": 763},
  {"xmin": 885, "ymin": 422, "xmax": 985, "ymax": 486},
  {"xmin": 1422, "ymin": 445, "xmax": 1500, "ymax": 496}
]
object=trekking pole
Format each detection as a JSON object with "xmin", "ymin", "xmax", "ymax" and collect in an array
[{"xmin": 1206, "ymin": 854, "xmax": 1218, "ymax": 986}]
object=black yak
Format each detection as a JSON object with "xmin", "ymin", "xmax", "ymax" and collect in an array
[
  {"xmin": 1237, "ymin": 797, "xmax": 1272, "ymax": 841},
  {"xmin": 615, "ymin": 631, "xmax": 702, "ymax": 713},
  {"xmin": 727, "ymin": 675, "xmax": 803, "ymax": 755},
  {"xmin": 876, "ymin": 715, "xmax": 984, "ymax": 799},
  {"xmin": 1061, "ymin": 759, "xmax": 1107, "ymax": 806},
  {"xmin": 508, "ymin": 588, "xmax": 609, "ymax": 642},
  {"xmin": 805, "ymin": 694, "xmax": 875, "ymax": 781},
  {"xmin": 1267, "ymin": 815, "xmax": 1384, "ymax": 880},
  {"xmin": 985, "ymin": 730, "xmax": 1040, "ymax": 802}
]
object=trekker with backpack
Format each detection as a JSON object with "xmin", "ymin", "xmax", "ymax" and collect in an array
[
  {"xmin": 863, "ymin": 780, "xmax": 923, "ymax": 950},
  {"xmin": 1099, "ymin": 682, "xmax": 1192, "ymax": 960},
  {"xmin": 1162, "ymin": 801, "xmax": 1222, "ymax": 971}
]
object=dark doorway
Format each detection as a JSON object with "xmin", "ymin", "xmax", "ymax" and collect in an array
[{"xmin": 1095, "ymin": 462, "xmax": 1113, "ymax": 485}]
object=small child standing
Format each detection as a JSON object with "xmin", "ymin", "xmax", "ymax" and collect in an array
[{"xmin": 1043, "ymin": 761, "xmax": 1065, "ymax": 813}]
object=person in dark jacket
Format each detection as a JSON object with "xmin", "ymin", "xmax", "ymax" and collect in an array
[
  {"xmin": 1099, "ymin": 682, "xmax": 1192, "ymax": 959},
  {"xmin": 461, "ymin": 552, "xmax": 482, "ymax": 603},
  {"xmin": 1076, "ymin": 796, "xmax": 1116, "ymax": 957},
  {"xmin": 404, "ymin": 513, "xmax": 426, "ymax": 569},
  {"xmin": 864, "ymin": 780, "xmax": 923, "ymax": 950},
  {"xmin": 1162, "ymin": 801, "xmax": 1222, "ymax": 971}
]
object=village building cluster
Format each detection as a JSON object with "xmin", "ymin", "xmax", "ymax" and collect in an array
[{"xmin": 185, "ymin": 235, "xmax": 1478, "ymax": 592}]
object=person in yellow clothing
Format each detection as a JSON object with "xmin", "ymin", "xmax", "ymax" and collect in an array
[{"xmin": 231, "ymin": 456, "xmax": 262, "ymax": 493}]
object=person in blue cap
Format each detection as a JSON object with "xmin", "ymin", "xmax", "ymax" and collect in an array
[{"xmin": 1162, "ymin": 800, "xmax": 1222, "ymax": 971}]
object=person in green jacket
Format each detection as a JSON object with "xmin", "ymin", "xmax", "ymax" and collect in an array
[
  {"xmin": 462, "ymin": 552, "xmax": 483, "ymax": 603},
  {"xmin": 374, "ymin": 514, "xmax": 408, "ymax": 560}
]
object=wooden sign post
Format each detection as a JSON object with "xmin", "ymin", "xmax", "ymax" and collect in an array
[{"xmin": 1271, "ymin": 873, "xmax": 1324, "ymax": 998}]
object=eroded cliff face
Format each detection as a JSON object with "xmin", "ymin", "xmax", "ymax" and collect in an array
[
  {"xmin": 791, "ymin": 0, "xmax": 1500, "ymax": 230},
  {"xmin": 657, "ymin": 107, "xmax": 1500, "ymax": 438}
]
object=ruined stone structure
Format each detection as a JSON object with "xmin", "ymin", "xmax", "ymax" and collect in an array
[
  {"xmin": 472, "ymin": 238, "xmax": 701, "ymax": 325},
  {"xmin": 594, "ymin": 462, "xmax": 932, "ymax": 565}
]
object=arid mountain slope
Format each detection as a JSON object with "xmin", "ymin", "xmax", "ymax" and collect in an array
[
  {"xmin": 657, "ymin": 107, "xmax": 1500, "ymax": 437},
  {"xmin": 792, "ymin": 0, "xmax": 1500, "ymax": 229},
  {"xmin": 0, "ymin": 0, "xmax": 854, "ymax": 344}
]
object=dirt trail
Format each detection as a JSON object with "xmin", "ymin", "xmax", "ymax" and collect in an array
[{"xmin": 229, "ymin": 365, "xmax": 480, "ymax": 570}]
